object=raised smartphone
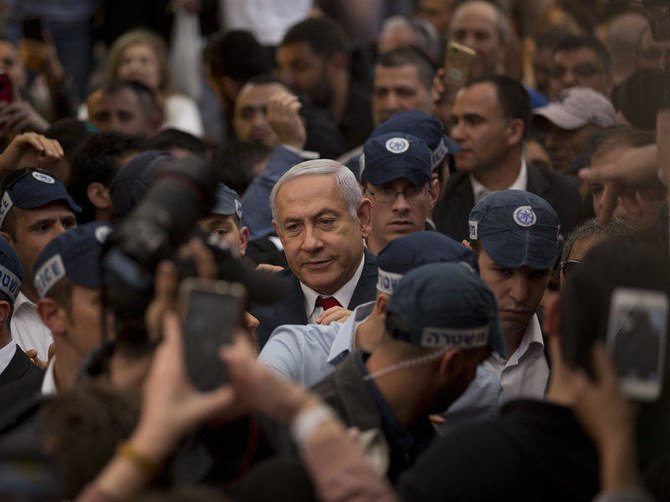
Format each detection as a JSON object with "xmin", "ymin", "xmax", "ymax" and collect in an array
[
  {"xmin": 607, "ymin": 287, "xmax": 668, "ymax": 401},
  {"xmin": 178, "ymin": 278, "xmax": 247, "ymax": 392}
]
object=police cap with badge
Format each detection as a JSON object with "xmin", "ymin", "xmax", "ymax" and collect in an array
[
  {"xmin": 361, "ymin": 132, "xmax": 433, "ymax": 187},
  {"xmin": 0, "ymin": 168, "xmax": 81, "ymax": 229},
  {"xmin": 468, "ymin": 190, "xmax": 560, "ymax": 270},
  {"xmin": 369, "ymin": 111, "xmax": 459, "ymax": 170}
]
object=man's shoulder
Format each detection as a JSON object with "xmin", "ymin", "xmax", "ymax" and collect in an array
[
  {"xmin": 528, "ymin": 165, "xmax": 580, "ymax": 192},
  {"xmin": 444, "ymin": 171, "xmax": 473, "ymax": 193},
  {"xmin": 398, "ymin": 400, "xmax": 597, "ymax": 501},
  {"xmin": 0, "ymin": 347, "xmax": 43, "ymax": 386},
  {"xmin": 0, "ymin": 369, "xmax": 45, "ymax": 431},
  {"xmin": 262, "ymin": 321, "xmax": 337, "ymax": 357},
  {"xmin": 311, "ymin": 353, "xmax": 380, "ymax": 429},
  {"xmin": 260, "ymin": 322, "xmax": 341, "ymax": 385}
]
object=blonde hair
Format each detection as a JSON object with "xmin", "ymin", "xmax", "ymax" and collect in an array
[{"xmin": 105, "ymin": 29, "xmax": 170, "ymax": 94}]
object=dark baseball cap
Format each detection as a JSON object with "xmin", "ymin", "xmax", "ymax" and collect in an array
[
  {"xmin": 370, "ymin": 111, "xmax": 459, "ymax": 168},
  {"xmin": 0, "ymin": 169, "xmax": 80, "ymax": 228},
  {"xmin": 212, "ymin": 183, "xmax": 242, "ymax": 219},
  {"xmin": 361, "ymin": 132, "xmax": 432, "ymax": 187},
  {"xmin": 376, "ymin": 231, "xmax": 478, "ymax": 295},
  {"xmin": 0, "ymin": 237, "xmax": 22, "ymax": 302},
  {"xmin": 34, "ymin": 222, "xmax": 112, "ymax": 297},
  {"xmin": 468, "ymin": 190, "xmax": 560, "ymax": 270},
  {"xmin": 385, "ymin": 262, "xmax": 505, "ymax": 356}
]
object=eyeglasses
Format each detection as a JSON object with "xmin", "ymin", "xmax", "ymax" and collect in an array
[
  {"xmin": 560, "ymin": 260, "xmax": 580, "ymax": 279},
  {"xmin": 366, "ymin": 186, "xmax": 428, "ymax": 204},
  {"xmin": 550, "ymin": 63, "xmax": 604, "ymax": 80}
]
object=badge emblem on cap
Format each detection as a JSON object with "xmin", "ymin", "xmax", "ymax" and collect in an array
[
  {"xmin": 385, "ymin": 137, "xmax": 409, "ymax": 154},
  {"xmin": 32, "ymin": 172, "xmax": 55, "ymax": 184},
  {"xmin": 513, "ymin": 206, "xmax": 537, "ymax": 227}
]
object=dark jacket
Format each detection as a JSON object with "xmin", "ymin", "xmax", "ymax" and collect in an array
[
  {"xmin": 252, "ymin": 251, "xmax": 378, "ymax": 348},
  {"xmin": 434, "ymin": 166, "xmax": 583, "ymax": 242},
  {"xmin": 0, "ymin": 345, "xmax": 43, "ymax": 387}
]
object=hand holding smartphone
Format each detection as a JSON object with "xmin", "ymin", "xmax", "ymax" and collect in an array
[
  {"xmin": 178, "ymin": 278, "xmax": 247, "ymax": 392},
  {"xmin": 607, "ymin": 287, "xmax": 668, "ymax": 401}
]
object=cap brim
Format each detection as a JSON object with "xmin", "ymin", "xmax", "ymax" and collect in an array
[{"xmin": 534, "ymin": 105, "xmax": 588, "ymax": 130}]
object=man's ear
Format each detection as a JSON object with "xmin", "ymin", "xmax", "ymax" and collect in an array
[
  {"xmin": 375, "ymin": 293, "xmax": 389, "ymax": 316},
  {"xmin": 437, "ymin": 348, "xmax": 460, "ymax": 380},
  {"xmin": 37, "ymin": 298, "xmax": 67, "ymax": 336},
  {"xmin": 239, "ymin": 225, "xmax": 250, "ymax": 256},
  {"xmin": 506, "ymin": 118, "xmax": 525, "ymax": 146},
  {"xmin": 0, "ymin": 300, "xmax": 10, "ymax": 324},
  {"xmin": 0, "ymin": 230, "xmax": 11, "ymax": 243},
  {"xmin": 430, "ymin": 176, "xmax": 440, "ymax": 209},
  {"xmin": 544, "ymin": 292, "xmax": 561, "ymax": 340},
  {"xmin": 87, "ymin": 182, "xmax": 111, "ymax": 210},
  {"xmin": 358, "ymin": 198, "xmax": 372, "ymax": 238},
  {"xmin": 272, "ymin": 219, "xmax": 282, "ymax": 240}
]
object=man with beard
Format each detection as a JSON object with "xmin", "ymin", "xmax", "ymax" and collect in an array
[{"xmin": 277, "ymin": 16, "xmax": 374, "ymax": 149}]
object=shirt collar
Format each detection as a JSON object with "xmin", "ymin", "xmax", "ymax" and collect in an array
[
  {"xmin": 0, "ymin": 339, "xmax": 17, "ymax": 375},
  {"xmin": 470, "ymin": 159, "xmax": 528, "ymax": 204},
  {"xmin": 302, "ymin": 254, "xmax": 366, "ymax": 320},
  {"xmin": 14, "ymin": 291, "xmax": 36, "ymax": 312},
  {"xmin": 41, "ymin": 357, "xmax": 58, "ymax": 396},
  {"xmin": 327, "ymin": 301, "xmax": 375, "ymax": 365},
  {"xmin": 501, "ymin": 314, "xmax": 544, "ymax": 366}
]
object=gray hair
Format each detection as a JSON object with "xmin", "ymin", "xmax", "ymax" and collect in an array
[
  {"xmin": 269, "ymin": 159, "xmax": 363, "ymax": 223},
  {"xmin": 561, "ymin": 218, "xmax": 635, "ymax": 264}
]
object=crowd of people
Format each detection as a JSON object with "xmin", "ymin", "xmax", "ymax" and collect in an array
[{"xmin": 0, "ymin": 0, "xmax": 668, "ymax": 500}]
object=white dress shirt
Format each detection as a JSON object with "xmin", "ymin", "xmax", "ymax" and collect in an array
[
  {"xmin": 0, "ymin": 339, "xmax": 17, "ymax": 376},
  {"xmin": 41, "ymin": 357, "xmax": 57, "ymax": 396},
  {"xmin": 483, "ymin": 314, "xmax": 549, "ymax": 401},
  {"xmin": 11, "ymin": 292, "xmax": 53, "ymax": 361},
  {"xmin": 301, "ymin": 255, "xmax": 365, "ymax": 323},
  {"xmin": 470, "ymin": 159, "xmax": 528, "ymax": 204}
]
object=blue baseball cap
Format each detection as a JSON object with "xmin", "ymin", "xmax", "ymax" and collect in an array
[
  {"xmin": 212, "ymin": 183, "xmax": 242, "ymax": 219},
  {"xmin": 370, "ymin": 111, "xmax": 459, "ymax": 168},
  {"xmin": 376, "ymin": 231, "xmax": 478, "ymax": 294},
  {"xmin": 385, "ymin": 262, "xmax": 505, "ymax": 356},
  {"xmin": 0, "ymin": 237, "xmax": 22, "ymax": 302},
  {"xmin": 110, "ymin": 150, "xmax": 176, "ymax": 218},
  {"xmin": 468, "ymin": 190, "xmax": 560, "ymax": 270},
  {"xmin": 33, "ymin": 222, "xmax": 113, "ymax": 298},
  {"xmin": 0, "ymin": 169, "xmax": 81, "ymax": 229},
  {"xmin": 361, "ymin": 132, "xmax": 432, "ymax": 187}
]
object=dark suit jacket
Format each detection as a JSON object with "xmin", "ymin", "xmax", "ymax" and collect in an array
[
  {"xmin": 253, "ymin": 251, "xmax": 378, "ymax": 348},
  {"xmin": 434, "ymin": 165, "xmax": 584, "ymax": 243},
  {"xmin": 0, "ymin": 346, "xmax": 43, "ymax": 387}
]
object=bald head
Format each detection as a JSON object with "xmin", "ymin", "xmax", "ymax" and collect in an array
[{"xmin": 449, "ymin": 1, "xmax": 509, "ymax": 76}]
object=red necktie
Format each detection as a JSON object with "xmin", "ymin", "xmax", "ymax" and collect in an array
[{"xmin": 315, "ymin": 296, "xmax": 342, "ymax": 311}]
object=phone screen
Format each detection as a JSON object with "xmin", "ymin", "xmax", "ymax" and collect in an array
[
  {"xmin": 607, "ymin": 287, "xmax": 668, "ymax": 401},
  {"xmin": 182, "ymin": 283, "xmax": 243, "ymax": 391}
]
